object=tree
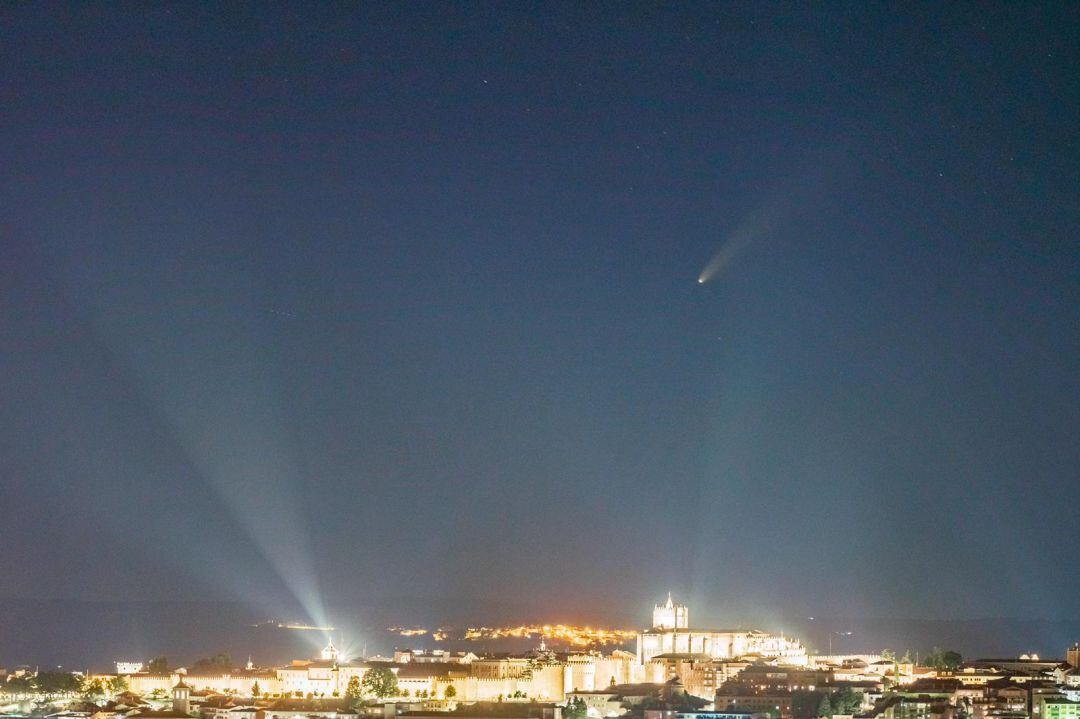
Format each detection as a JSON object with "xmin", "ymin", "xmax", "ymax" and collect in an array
[
  {"xmin": 251, "ymin": 682, "xmax": 261, "ymax": 698},
  {"xmin": 564, "ymin": 698, "xmax": 588, "ymax": 719},
  {"xmin": 107, "ymin": 676, "xmax": 130, "ymax": 696},
  {"xmin": 193, "ymin": 653, "xmax": 232, "ymax": 672},
  {"xmin": 345, "ymin": 676, "xmax": 363, "ymax": 707},
  {"xmin": 35, "ymin": 672, "xmax": 83, "ymax": 696},
  {"xmin": 443, "ymin": 685, "xmax": 456, "ymax": 699},
  {"xmin": 360, "ymin": 667, "xmax": 398, "ymax": 700},
  {"xmin": 925, "ymin": 648, "xmax": 963, "ymax": 671},
  {"xmin": 816, "ymin": 695, "xmax": 833, "ymax": 718},
  {"xmin": 82, "ymin": 678, "xmax": 107, "ymax": 701},
  {"xmin": 831, "ymin": 687, "xmax": 863, "ymax": 715},
  {"xmin": 2, "ymin": 675, "xmax": 35, "ymax": 695},
  {"xmin": 792, "ymin": 691, "xmax": 823, "ymax": 719},
  {"xmin": 148, "ymin": 657, "xmax": 169, "ymax": 673}
]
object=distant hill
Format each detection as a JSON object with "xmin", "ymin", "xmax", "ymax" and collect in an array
[{"xmin": 0, "ymin": 598, "xmax": 1076, "ymax": 669}]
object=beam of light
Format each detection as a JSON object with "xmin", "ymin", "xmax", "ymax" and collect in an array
[
  {"xmin": 280, "ymin": 622, "xmax": 336, "ymax": 632},
  {"xmin": 253, "ymin": 620, "xmax": 337, "ymax": 632},
  {"xmin": 335, "ymin": 634, "xmax": 366, "ymax": 663},
  {"xmin": 55, "ymin": 235, "xmax": 331, "ymax": 638}
]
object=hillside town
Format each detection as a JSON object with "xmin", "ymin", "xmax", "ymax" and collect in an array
[{"xmin": 3, "ymin": 598, "xmax": 1079, "ymax": 719}]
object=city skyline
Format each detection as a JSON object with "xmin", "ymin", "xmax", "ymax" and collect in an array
[
  {"xmin": 2, "ymin": 599, "xmax": 1079, "ymax": 715},
  {"xmin": 1, "ymin": 593, "xmax": 1078, "ymax": 671}
]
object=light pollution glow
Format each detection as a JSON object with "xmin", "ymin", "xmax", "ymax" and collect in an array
[{"xmin": 389, "ymin": 624, "xmax": 638, "ymax": 646}]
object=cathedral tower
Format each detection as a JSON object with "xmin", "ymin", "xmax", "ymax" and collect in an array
[
  {"xmin": 652, "ymin": 593, "xmax": 689, "ymax": 629},
  {"xmin": 321, "ymin": 636, "xmax": 340, "ymax": 663}
]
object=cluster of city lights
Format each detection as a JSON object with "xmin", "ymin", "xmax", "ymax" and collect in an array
[
  {"xmin": 388, "ymin": 624, "xmax": 637, "ymax": 646},
  {"xmin": 465, "ymin": 624, "xmax": 638, "ymax": 646},
  {"xmin": 387, "ymin": 627, "xmax": 452, "ymax": 641}
]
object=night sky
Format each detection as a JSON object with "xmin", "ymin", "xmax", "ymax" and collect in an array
[{"xmin": 2, "ymin": 3, "xmax": 1078, "ymax": 660}]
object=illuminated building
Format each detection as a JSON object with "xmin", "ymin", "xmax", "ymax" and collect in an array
[
  {"xmin": 715, "ymin": 664, "xmax": 831, "ymax": 694},
  {"xmin": 172, "ymin": 677, "xmax": 190, "ymax": 715},
  {"xmin": 467, "ymin": 656, "xmax": 565, "ymax": 700},
  {"xmin": 276, "ymin": 660, "xmax": 366, "ymax": 697},
  {"xmin": 399, "ymin": 705, "xmax": 563, "ymax": 719},
  {"xmin": 124, "ymin": 677, "xmax": 196, "ymax": 719},
  {"xmin": 644, "ymin": 712, "xmax": 770, "ymax": 719},
  {"xmin": 567, "ymin": 682, "xmax": 686, "ymax": 718},
  {"xmin": 1032, "ymin": 686, "xmax": 1072, "ymax": 719},
  {"xmin": 394, "ymin": 650, "xmax": 478, "ymax": 664},
  {"xmin": 257, "ymin": 701, "xmax": 359, "ymax": 719},
  {"xmin": 966, "ymin": 658, "xmax": 1065, "ymax": 677},
  {"xmin": 712, "ymin": 664, "xmax": 875, "ymax": 719},
  {"xmin": 952, "ymin": 668, "xmax": 1009, "ymax": 686},
  {"xmin": 639, "ymin": 654, "xmax": 730, "ymax": 700},
  {"xmin": 123, "ymin": 653, "xmax": 626, "ymax": 703},
  {"xmin": 1068, "ymin": 645, "xmax": 1080, "ymax": 670},
  {"xmin": 869, "ymin": 695, "xmax": 953, "ymax": 719},
  {"xmin": 715, "ymin": 692, "xmax": 794, "ymax": 719},
  {"xmin": 126, "ymin": 667, "xmax": 282, "ymax": 697},
  {"xmin": 564, "ymin": 651, "xmax": 637, "ymax": 693},
  {"xmin": 653, "ymin": 595, "xmax": 690, "ymax": 631},
  {"xmin": 636, "ymin": 595, "xmax": 808, "ymax": 666},
  {"xmin": 110, "ymin": 598, "xmax": 810, "ymax": 705}
]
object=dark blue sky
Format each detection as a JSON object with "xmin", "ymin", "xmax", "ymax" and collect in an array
[{"xmin": 1, "ymin": 1, "xmax": 1078, "ymax": 645}]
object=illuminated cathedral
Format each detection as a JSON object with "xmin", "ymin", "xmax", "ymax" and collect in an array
[{"xmin": 636, "ymin": 593, "xmax": 808, "ymax": 665}]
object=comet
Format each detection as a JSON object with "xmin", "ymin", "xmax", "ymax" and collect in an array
[
  {"xmin": 697, "ymin": 167, "xmax": 823, "ymax": 285},
  {"xmin": 696, "ymin": 194, "xmax": 788, "ymax": 285},
  {"xmin": 697, "ymin": 226, "xmax": 760, "ymax": 285}
]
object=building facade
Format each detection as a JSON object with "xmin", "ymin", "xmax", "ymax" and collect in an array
[{"xmin": 637, "ymin": 596, "xmax": 808, "ymax": 666}]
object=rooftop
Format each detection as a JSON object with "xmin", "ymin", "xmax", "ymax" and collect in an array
[{"xmin": 400, "ymin": 702, "xmax": 560, "ymax": 719}]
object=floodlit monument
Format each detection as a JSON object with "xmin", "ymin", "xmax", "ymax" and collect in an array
[{"xmin": 636, "ymin": 594, "xmax": 808, "ymax": 665}]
